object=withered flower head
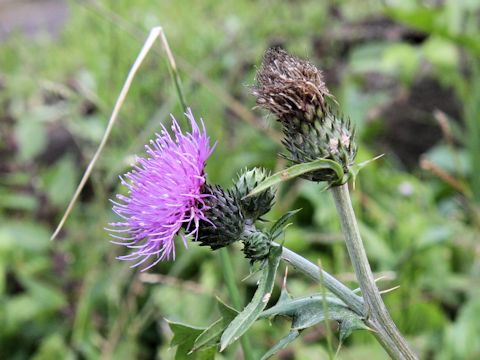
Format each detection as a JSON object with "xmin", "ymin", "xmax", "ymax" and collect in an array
[
  {"xmin": 253, "ymin": 47, "xmax": 330, "ymax": 121},
  {"xmin": 253, "ymin": 47, "xmax": 357, "ymax": 184}
]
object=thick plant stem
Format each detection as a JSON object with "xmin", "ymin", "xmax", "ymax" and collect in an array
[
  {"xmin": 218, "ymin": 248, "xmax": 255, "ymax": 360},
  {"xmin": 331, "ymin": 184, "xmax": 417, "ymax": 360},
  {"xmin": 279, "ymin": 245, "xmax": 365, "ymax": 316}
]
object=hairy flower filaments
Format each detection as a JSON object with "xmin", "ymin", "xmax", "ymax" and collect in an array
[{"xmin": 108, "ymin": 109, "xmax": 215, "ymax": 270}]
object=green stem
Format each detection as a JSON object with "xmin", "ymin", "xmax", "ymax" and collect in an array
[
  {"xmin": 465, "ymin": 58, "xmax": 480, "ymax": 202},
  {"xmin": 278, "ymin": 244, "xmax": 364, "ymax": 316},
  {"xmin": 330, "ymin": 184, "xmax": 417, "ymax": 360},
  {"xmin": 218, "ymin": 248, "xmax": 255, "ymax": 360},
  {"xmin": 318, "ymin": 260, "xmax": 335, "ymax": 360}
]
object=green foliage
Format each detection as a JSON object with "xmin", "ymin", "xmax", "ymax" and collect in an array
[
  {"xmin": 1, "ymin": 0, "xmax": 480, "ymax": 358},
  {"xmin": 191, "ymin": 300, "xmax": 238, "ymax": 352},
  {"xmin": 261, "ymin": 293, "xmax": 368, "ymax": 334},
  {"xmin": 168, "ymin": 321, "xmax": 215, "ymax": 360},
  {"xmin": 247, "ymin": 158, "xmax": 345, "ymax": 197},
  {"xmin": 269, "ymin": 209, "xmax": 302, "ymax": 240},
  {"xmin": 261, "ymin": 330, "xmax": 300, "ymax": 360},
  {"xmin": 220, "ymin": 245, "xmax": 282, "ymax": 350}
]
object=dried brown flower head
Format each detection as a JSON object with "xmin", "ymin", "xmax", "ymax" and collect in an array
[
  {"xmin": 252, "ymin": 47, "xmax": 357, "ymax": 184},
  {"xmin": 253, "ymin": 47, "xmax": 331, "ymax": 121}
]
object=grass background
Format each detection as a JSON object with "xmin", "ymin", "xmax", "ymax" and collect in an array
[{"xmin": 1, "ymin": 0, "xmax": 480, "ymax": 359}]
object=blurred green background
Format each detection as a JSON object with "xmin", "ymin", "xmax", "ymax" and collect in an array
[{"xmin": 1, "ymin": 0, "xmax": 480, "ymax": 359}]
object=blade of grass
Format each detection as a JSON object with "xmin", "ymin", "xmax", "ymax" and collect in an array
[
  {"xmin": 51, "ymin": 26, "xmax": 178, "ymax": 240},
  {"xmin": 76, "ymin": 0, "xmax": 283, "ymax": 144}
]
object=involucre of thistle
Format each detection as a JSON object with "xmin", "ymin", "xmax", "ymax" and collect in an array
[
  {"xmin": 234, "ymin": 167, "xmax": 275, "ymax": 221},
  {"xmin": 191, "ymin": 184, "xmax": 245, "ymax": 250},
  {"xmin": 108, "ymin": 109, "xmax": 215, "ymax": 270},
  {"xmin": 253, "ymin": 47, "xmax": 357, "ymax": 184},
  {"xmin": 281, "ymin": 105, "xmax": 357, "ymax": 182}
]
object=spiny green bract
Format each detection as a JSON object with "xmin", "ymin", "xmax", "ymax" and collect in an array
[
  {"xmin": 242, "ymin": 230, "xmax": 271, "ymax": 262},
  {"xmin": 192, "ymin": 184, "xmax": 245, "ymax": 250},
  {"xmin": 234, "ymin": 167, "xmax": 275, "ymax": 221},
  {"xmin": 281, "ymin": 105, "xmax": 357, "ymax": 183}
]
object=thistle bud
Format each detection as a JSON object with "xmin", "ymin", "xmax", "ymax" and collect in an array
[
  {"xmin": 253, "ymin": 47, "xmax": 357, "ymax": 184},
  {"xmin": 234, "ymin": 167, "xmax": 275, "ymax": 221},
  {"xmin": 242, "ymin": 229, "xmax": 271, "ymax": 262},
  {"xmin": 191, "ymin": 184, "xmax": 245, "ymax": 250}
]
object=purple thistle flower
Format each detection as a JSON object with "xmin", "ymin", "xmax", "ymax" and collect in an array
[{"xmin": 108, "ymin": 108, "xmax": 215, "ymax": 270}]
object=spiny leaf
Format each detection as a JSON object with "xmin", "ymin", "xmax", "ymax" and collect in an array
[
  {"xmin": 167, "ymin": 321, "xmax": 213, "ymax": 360},
  {"xmin": 260, "ymin": 294, "xmax": 345, "ymax": 319},
  {"xmin": 220, "ymin": 245, "xmax": 282, "ymax": 351},
  {"xmin": 190, "ymin": 299, "xmax": 239, "ymax": 352},
  {"xmin": 217, "ymin": 297, "xmax": 240, "ymax": 320},
  {"xmin": 350, "ymin": 154, "xmax": 384, "ymax": 185},
  {"xmin": 339, "ymin": 312, "xmax": 371, "ymax": 343},
  {"xmin": 190, "ymin": 318, "xmax": 223, "ymax": 353},
  {"xmin": 259, "ymin": 293, "xmax": 367, "ymax": 335},
  {"xmin": 269, "ymin": 209, "xmax": 302, "ymax": 240},
  {"xmin": 245, "ymin": 159, "xmax": 344, "ymax": 198},
  {"xmin": 168, "ymin": 321, "xmax": 205, "ymax": 347},
  {"xmin": 277, "ymin": 283, "xmax": 293, "ymax": 306},
  {"xmin": 292, "ymin": 303, "xmax": 354, "ymax": 330},
  {"xmin": 260, "ymin": 330, "xmax": 300, "ymax": 360}
]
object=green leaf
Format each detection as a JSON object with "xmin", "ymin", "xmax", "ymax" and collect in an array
[
  {"xmin": 168, "ymin": 321, "xmax": 214, "ymax": 360},
  {"xmin": 190, "ymin": 318, "xmax": 223, "ymax": 353},
  {"xmin": 217, "ymin": 297, "xmax": 240, "ymax": 319},
  {"xmin": 269, "ymin": 209, "xmax": 302, "ymax": 240},
  {"xmin": 245, "ymin": 159, "xmax": 344, "ymax": 198},
  {"xmin": 260, "ymin": 330, "xmax": 300, "ymax": 360},
  {"xmin": 220, "ymin": 245, "xmax": 282, "ymax": 351},
  {"xmin": 32, "ymin": 333, "xmax": 74, "ymax": 360},
  {"xmin": 339, "ymin": 312, "xmax": 371, "ymax": 343},
  {"xmin": 169, "ymin": 321, "xmax": 205, "ymax": 347},
  {"xmin": 15, "ymin": 118, "xmax": 47, "ymax": 161},
  {"xmin": 259, "ymin": 292, "xmax": 368, "ymax": 357},
  {"xmin": 190, "ymin": 299, "xmax": 239, "ymax": 352},
  {"xmin": 0, "ymin": 222, "xmax": 50, "ymax": 254},
  {"xmin": 260, "ymin": 293, "xmax": 368, "ymax": 334},
  {"xmin": 350, "ymin": 154, "xmax": 384, "ymax": 185},
  {"xmin": 42, "ymin": 157, "xmax": 78, "ymax": 207},
  {"xmin": 260, "ymin": 295, "xmax": 344, "ymax": 319},
  {"xmin": 276, "ymin": 283, "xmax": 293, "ymax": 306}
]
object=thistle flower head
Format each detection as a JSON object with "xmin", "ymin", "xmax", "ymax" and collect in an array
[
  {"xmin": 108, "ymin": 109, "xmax": 215, "ymax": 270},
  {"xmin": 253, "ymin": 47, "xmax": 357, "ymax": 184}
]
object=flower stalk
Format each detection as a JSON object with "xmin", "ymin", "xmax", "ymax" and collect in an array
[
  {"xmin": 331, "ymin": 184, "xmax": 418, "ymax": 360},
  {"xmin": 252, "ymin": 46, "xmax": 418, "ymax": 359},
  {"xmin": 278, "ymin": 244, "xmax": 365, "ymax": 316}
]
